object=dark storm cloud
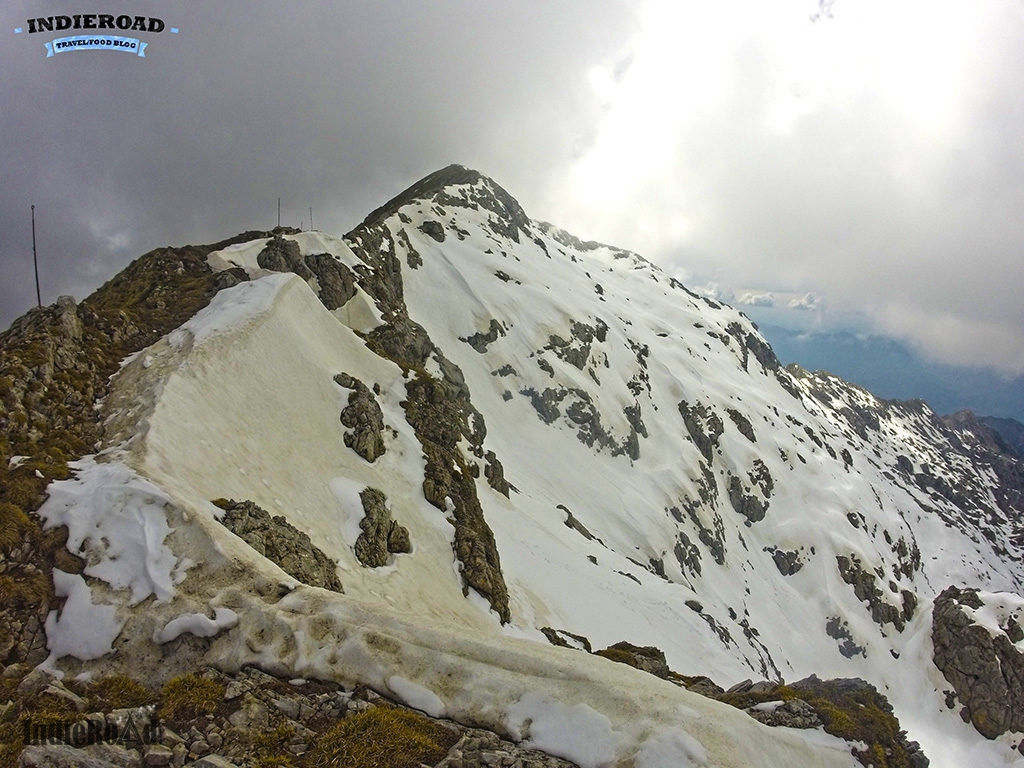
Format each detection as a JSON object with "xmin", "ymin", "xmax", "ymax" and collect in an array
[
  {"xmin": 3, "ymin": 0, "xmax": 1021, "ymax": 378},
  {"xmin": 0, "ymin": 0, "xmax": 636, "ymax": 328}
]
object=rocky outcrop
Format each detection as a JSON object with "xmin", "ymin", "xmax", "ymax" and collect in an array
[
  {"xmin": 746, "ymin": 697, "xmax": 822, "ymax": 729},
  {"xmin": 256, "ymin": 237, "xmax": 357, "ymax": 310},
  {"xmin": 836, "ymin": 554, "xmax": 915, "ymax": 632},
  {"xmin": 460, "ymin": 319, "xmax": 506, "ymax": 353},
  {"xmin": 932, "ymin": 585, "xmax": 1024, "ymax": 739},
  {"xmin": 304, "ymin": 252, "xmax": 357, "ymax": 310},
  {"xmin": 403, "ymin": 373, "xmax": 511, "ymax": 623},
  {"xmin": 213, "ymin": 499, "xmax": 342, "ymax": 592},
  {"xmin": 354, "ymin": 487, "xmax": 411, "ymax": 567},
  {"xmin": 344, "ymin": 215, "xmax": 512, "ymax": 624},
  {"xmin": 335, "ymin": 373, "xmax": 386, "ymax": 462},
  {"xmin": 678, "ymin": 401, "xmax": 723, "ymax": 463},
  {"xmin": 766, "ymin": 547, "xmax": 804, "ymax": 576},
  {"xmin": 594, "ymin": 641, "xmax": 670, "ymax": 679},
  {"xmin": 0, "ymin": 233, "xmax": 272, "ymax": 684},
  {"xmin": 257, "ymin": 236, "xmax": 314, "ymax": 280},
  {"xmin": 6, "ymin": 665, "xmax": 579, "ymax": 768}
]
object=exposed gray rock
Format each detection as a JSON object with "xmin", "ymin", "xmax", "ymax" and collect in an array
[
  {"xmin": 303, "ymin": 253, "xmax": 357, "ymax": 310},
  {"xmin": 836, "ymin": 554, "xmax": 913, "ymax": 631},
  {"xmin": 403, "ymin": 373, "xmax": 511, "ymax": 623},
  {"xmin": 19, "ymin": 745, "xmax": 140, "ymax": 768},
  {"xmin": 214, "ymin": 499, "xmax": 342, "ymax": 592},
  {"xmin": 767, "ymin": 547, "xmax": 803, "ymax": 576},
  {"xmin": 256, "ymin": 237, "xmax": 313, "ymax": 280},
  {"xmin": 825, "ymin": 617, "xmax": 866, "ymax": 659},
  {"xmin": 419, "ymin": 220, "xmax": 446, "ymax": 242},
  {"xmin": 557, "ymin": 504, "xmax": 600, "ymax": 543},
  {"xmin": 483, "ymin": 450, "xmax": 510, "ymax": 497},
  {"xmin": 747, "ymin": 697, "xmax": 821, "ymax": 729},
  {"xmin": 461, "ymin": 319, "xmax": 506, "ymax": 353},
  {"xmin": 932, "ymin": 585, "xmax": 1024, "ymax": 739},
  {"xmin": 335, "ymin": 373, "xmax": 386, "ymax": 462},
  {"xmin": 354, "ymin": 487, "xmax": 411, "ymax": 567},
  {"xmin": 727, "ymin": 408, "xmax": 756, "ymax": 442},
  {"xmin": 678, "ymin": 401, "xmax": 724, "ymax": 463},
  {"xmin": 539, "ymin": 626, "xmax": 592, "ymax": 652},
  {"xmin": 727, "ymin": 475, "xmax": 766, "ymax": 525},
  {"xmin": 595, "ymin": 641, "xmax": 670, "ymax": 679}
]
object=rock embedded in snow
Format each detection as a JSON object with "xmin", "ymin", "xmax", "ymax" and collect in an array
[
  {"xmin": 932, "ymin": 585, "xmax": 1024, "ymax": 738},
  {"xmin": 213, "ymin": 499, "xmax": 342, "ymax": 592},
  {"xmin": 354, "ymin": 487, "xmax": 411, "ymax": 567},
  {"xmin": 335, "ymin": 372, "xmax": 387, "ymax": 462}
]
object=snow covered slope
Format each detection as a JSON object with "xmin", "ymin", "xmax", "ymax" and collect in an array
[{"xmin": 37, "ymin": 166, "xmax": 1024, "ymax": 767}]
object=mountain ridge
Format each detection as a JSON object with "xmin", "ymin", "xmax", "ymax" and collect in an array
[{"xmin": 1, "ymin": 166, "xmax": 1023, "ymax": 767}]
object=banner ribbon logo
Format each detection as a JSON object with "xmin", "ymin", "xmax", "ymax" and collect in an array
[{"xmin": 44, "ymin": 35, "xmax": 147, "ymax": 57}]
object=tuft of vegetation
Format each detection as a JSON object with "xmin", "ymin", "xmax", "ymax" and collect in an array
[
  {"xmin": 718, "ymin": 678, "xmax": 920, "ymax": 768},
  {"xmin": 85, "ymin": 674, "xmax": 156, "ymax": 711},
  {"xmin": 254, "ymin": 722, "xmax": 296, "ymax": 758},
  {"xmin": 306, "ymin": 706, "xmax": 457, "ymax": 768},
  {"xmin": 0, "ymin": 572, "xmax": 52, "ymax": 609},
  {"xmin": 0, "ymin": 501, "xmax": 36, "ymax": 552},
  {"xmin": 159, "ymin": 674, "xmax": 225, "ymax": 721},
  {"xmin": 593, "ymin": 646, "xmax": 642, "ymax": 669},
  {"xmin": 253, "ymin": 757, "xmax": 294, "ymax": 768}
]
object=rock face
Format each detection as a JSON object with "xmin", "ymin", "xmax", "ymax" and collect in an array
[
  {"xmin": 214, "ymin": 499, "xmax": 343, "ymax": 592},
  {"xmin": 932, "ymin": 585, "xmax": 1024, "ymax": 739},
  {"xmin": 594, "ymin": 641, "xmax": 670, "ymax": 679},
  {"xmin": 334, "ymin": 373, "xmax": 386, "ymax": 462},
  {"xmin": 343, "ymin": 212, "xmax": 512, "ymax": 624},
  {"xmin": 257, "ymin": 236, "xmax": 358, "ymax": 311},
  {"xmin": 354, "ymin": 487, "xmax": 411, "ymax": 567}
]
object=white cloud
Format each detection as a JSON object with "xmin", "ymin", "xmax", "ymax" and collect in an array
[
  {"xmin": 787, "ymin": 293, "xmax": 819, "ymax": 311},
  {"xmin": 542, "ymin": 0, "xmax": 1024, "ymax": 375},
  {"xmin": 736, "ymin": 292, "xmax": 776, "ymax": 308}
]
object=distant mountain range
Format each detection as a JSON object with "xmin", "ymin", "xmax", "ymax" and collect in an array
[{"xmin": 752, "ymin": 322, "xmax": 1024, "ymax": 427}]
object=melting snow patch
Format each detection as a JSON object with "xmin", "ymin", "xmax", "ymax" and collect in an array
[
  {"xmin": 387, "ymin": 675, "xmax": 445, "ymax": 718},
  {"xmin": 169, "ymin": 273, "xmax": 292, "ymax": 347},
  {"xmin": 155, "ymin": 607, "xmax": 239, "ymax": 644},
  {"xmin": 39, "ymin": 457, "xmax": 183, "ymax": 605},
  {"xmin": 634, "ymin": 729, "xmax": 708, "ymax": 768},
  {"xmin": 964, "ymin": 591, "xmax": 1024, "ymax": 650},
  {"xmin": 506, "ymin": 692, "xmax": 623, "ymax": 768},
  {"xmin": 43, "ymin": 571, "xmax": 123, "ymax": 667}
]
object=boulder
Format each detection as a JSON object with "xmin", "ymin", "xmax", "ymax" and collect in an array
[
  {"xmin": 354, "ymin": 488, "xmax": 411, "ymax": 568},
  {"xmin": 932, "ymin": 585, "xmax": 1024, "ymax": 739}
]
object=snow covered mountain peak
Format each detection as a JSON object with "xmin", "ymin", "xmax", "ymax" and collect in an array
[{"xmin": 2, "ymin": 166, "xmax": 1024, "ymax": 767}]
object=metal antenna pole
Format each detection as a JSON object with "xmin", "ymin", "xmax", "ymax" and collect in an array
[
  {"xmin": 277, "ymin": 197, "xmax": 281, "ymax": 228},
  {"xmin": 31, "ymin": 205, "xmax": 41, "ymax": 308},
  {"xmin": 309, "ymin": 207, "xmax": 313, "ymax": 231}
]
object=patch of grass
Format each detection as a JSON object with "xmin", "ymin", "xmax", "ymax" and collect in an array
[
  {"xmin": 0, "ymin": 572, "xmax": 52, "ymax": 608},
  {"xmin": 593, "ymin": 647, "xmax": 641, "ymax": 669},
  {"xmin": 306, "ymin": 706, "xmax": 457, "ymax": 768},
  {"xmin": 85, "ymin": 675, "xmax": 155, "ymax": 711},
  {"xmin": 0, "ymin": 721, "xmax": 23, "ymax": 768},
  {"xmin": 255, "ymin": 722, "xmax": 295, "ymax": 756},
  {"xmin": 253, "ymin": 757, "xmax": 294, "ymax": 768},
  {"xmin": 717, "ymin": 684, "xmax": 798, "ymax": 710},
  {"xmin": 0, "ymin": 502, "xmax": 36, "ymax": 552},
  {"xmin": 159, "ymin": 675, "xmax": 225, "ymax": 721}
]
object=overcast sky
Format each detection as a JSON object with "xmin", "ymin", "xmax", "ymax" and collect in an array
[{"xmin": 2, "ymin": 0, "xmax": 1022, "ymax": 378}]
